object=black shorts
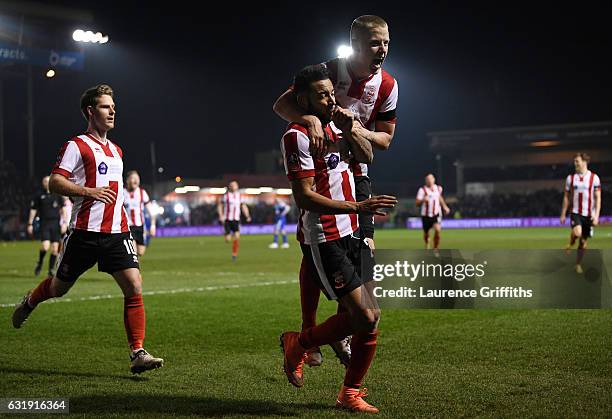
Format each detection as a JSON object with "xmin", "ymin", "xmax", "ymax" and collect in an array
[
  {"xmin": 300, "ymin": 230, "xmax": 374, "ymax": 300},
  {"xmin": 422, "ymin": 215, "xmax": 441, "ymax": 232},
  {"xmin": 40, "ymin": 221, "xmax": 61, "ymax": 243},
  {"xmin": 56, "ymin": 229, "xmax": 140, "ymax": 282},
  {"xmin": 355, "ymin": 176, "xmax": 374, "ymax": 239},
  {"xmin": 224, "ymin": 220, "xmax": 240, "ymax": 235},
  {"xmin": 130, "ymin": 226, "xmax": 145, "ymax": 246},
  {"xmin": 570, "ymin": 213, "xmax": 593, "ymax": 239}
]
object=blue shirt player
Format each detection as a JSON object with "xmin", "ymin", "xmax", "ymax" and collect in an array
[{"xmin": 270, "ymin": 198, "xmax": 291, "ymax": 249}]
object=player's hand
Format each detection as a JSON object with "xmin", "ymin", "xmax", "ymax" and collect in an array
[
  {"xmin": 86, "ymin": 186, "xmax": 116, "ymax": 204},
  {"xmin": 26, "ymin": 224, "xmax": 34, "ymax": 237},
  {"xmin": 246, "ymin": 216, "xmax": 252, "ymax": 223},
  {"xmin": 592, "ymin": 216, "xmax": 599, "ymax": 226},
  {"xmin": 444, "ymin": 207, "xmax": 451, "ymax": 216},
  {"xmin": 356, "ymin": 195, "xmax": 398, "ymax": 216},
  {"xmin": 219, "ymin": 217, "xmax": 225, "ymax": 224},
  {"xmin": 560, "ymin": 215, "xmax": 566, "ymax": 225},
  {"xmin": 60, "ymin": 223, "xmax": 68, "ymax": 235},
  {"xmin": 332, "ymin": 107, "xmax": 355, "ymax": 133},
  {"xmin": 304, "ymin": 115, "xmax": 325, "ymax": 157},
  {"xmin": 149, "ymin": 224, "xmax": 156, "ymax": 237}
]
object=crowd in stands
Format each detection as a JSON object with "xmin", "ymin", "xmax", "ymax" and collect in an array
[{"xmin": 455, "ymin": 189, "xmax": 612, "ymax": 218}]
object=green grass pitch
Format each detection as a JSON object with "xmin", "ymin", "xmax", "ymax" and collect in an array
[{"xmin": 1, "ymin": 227, "xmax": 611, "ymax": 417}]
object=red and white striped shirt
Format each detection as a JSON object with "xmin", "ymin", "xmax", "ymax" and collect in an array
[
  {"xmin": 417, "ymin": 185, "xmax": 443, "ymax": 217},
  {"xmin": 123, "ymin": 187, "xmax": 150, "ymax": 227},
  {"xmin": 221, "ymin": 191, "xmax": 243, "ymax": 221},
  {"xmin": 565, "ymin": 171, "xmax": 601, "ymax": 217},
  {"xmin": 51, "ymin": 133, "xmax": 129, "ymax": 234},
  {"xmin": 324, "ymin": 57, "xmax": 398, "ymax": 178},
  {"xmin": 281, "ymin": 122, "xmax": 358, "ymax": 244}
]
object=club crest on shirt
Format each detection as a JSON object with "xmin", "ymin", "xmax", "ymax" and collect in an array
[
  {"xmin": 362, "ymin": 85, "xmax": 376, "ymax": 104},
  {"xmin": 287, "ymin": 152, "xmax": 299, "ymax": 170},
  {"xmin": 327, "ymin": 154, "xmax": 340, "ymax": 169},
  {"xmin": 98, "ymin": 162, "xmax": 108, "ymax": 175}
]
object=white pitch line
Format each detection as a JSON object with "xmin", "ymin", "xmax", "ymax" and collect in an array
[{"xmin": 0, "ymin": 279, "xmax": 298, "ymax": 308}]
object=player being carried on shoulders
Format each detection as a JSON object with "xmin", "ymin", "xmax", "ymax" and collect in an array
[
  {"xmin": 273, "ymin": 14, "xmax": 398, "ymax": 368},
  {"xmin": 279, "ymin": 64, "xmax": 397, "ymax": 413}
]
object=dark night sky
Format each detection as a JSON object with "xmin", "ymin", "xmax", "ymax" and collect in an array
[{"xmin": 3, "ymin": 1, "xmax": 611, "ymax": 187}]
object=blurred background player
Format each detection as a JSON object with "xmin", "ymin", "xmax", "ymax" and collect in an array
[
  {"xmin": 273, "ymin": 14, "xmax": 398, "ymax": 369},
  {"xmin": 27, "ymin": 176, "xmax": 68, "ymax": 277},
  {"xmin": 12, "ymin": 84, "xmax": 163, "ymax": 374},
  {"xmin": 218, "ymin": 180, "xmax": 251, "ymax": 261},
  {"xmin": 416, "ymin": 174, "xmax": 450, "ymax": 250},
  {"xmin": 560, "ymin": 153, "xmax": 601, "ymax": 273},
  {"xmin": 279, "ymin": 64, "xmax": 397, "ymax": 413},
  {"xmin": 269, "ymin": 197, "xmax": 290, "ymax": 249},
  {"xmin": 123, "ymin": 170, "xmax": 157, "ymax": 257}
]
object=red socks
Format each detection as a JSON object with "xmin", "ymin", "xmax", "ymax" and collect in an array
[
  {"xmin": 28, "ymin": 276, "xmax": 54, "ymax": 307},
  {"xmin": 124, "ymin": 294, "xmax": 146, "ymax": 351},
  {"xmin": 433, "ymin": 232, "xmax": 440, "ymax": 249},
  {"xmin": 298, "ymin": 312, "xmax": 353, "ymax": 349},
  {"xmin": 232, "ymin": 239, "xmax": 239, "ymax": 257},
  {"xmin": 344, "ymin": 330, "xmax": 378, "ymax": 388},
  {"xmin": 300, "ymin": 257, "xmax": 320, "ymax": 330}
]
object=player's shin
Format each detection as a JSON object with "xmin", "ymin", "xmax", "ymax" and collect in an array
[
  {"xmin": 577, "ymin": 240, "xmax": 587, "ymax": 265},
  {"xmin": 124, "ymin": 294, "xmax": 146, "ymax": 351},
  {"xmin": 28, "ymin": 275, "xmax": 55, "ymax": 307},
  {"xmin": 433, "ymin": 232, "xmax": 441, "ymax": 249},
  {"xmin": 343, "ymin": 330, "xmax": 378, "ymax": 388}
]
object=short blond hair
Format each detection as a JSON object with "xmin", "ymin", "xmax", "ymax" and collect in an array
[
  {"xmin": 350, "ymin": 15, "xmax": 388, "ymax": 43},
  {"xmin": 80, "ymin": 84, "xmax": 113, "ymax": 120}
]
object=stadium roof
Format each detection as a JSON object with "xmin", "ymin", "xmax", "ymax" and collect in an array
[{"xmin": 428, "ymin": 121, "xmax": 612, "ymax": 153}]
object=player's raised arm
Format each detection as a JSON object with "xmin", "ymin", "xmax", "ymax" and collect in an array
[
  {"xmin": 332, "ymin": 108, "xmax": 373, "ymax": 164},
  {"xmin": 274, "ymin": 89, "xmax": 326, "ymax": 157}
]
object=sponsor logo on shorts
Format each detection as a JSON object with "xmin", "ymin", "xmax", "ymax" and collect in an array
[
  {"xmin": 98, "ymin": 162, "xmax": 108, "ymax": 175},
  {"xmin": 333, "ymin": 270, "xmax": 346, "ymax": 289}
]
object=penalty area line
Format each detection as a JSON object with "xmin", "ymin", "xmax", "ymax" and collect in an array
[{"xmin": 0, "ymin": 279, "xmax": 298, "ymax": 308}]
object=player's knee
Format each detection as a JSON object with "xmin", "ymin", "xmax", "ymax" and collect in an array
[
  {"xmin": 353, "ymin": 309, "xmax": 380, "ymax": 332},
  {"xmin": 129, "ymin": 275, "xmax": 143, "ymax": 295}
]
